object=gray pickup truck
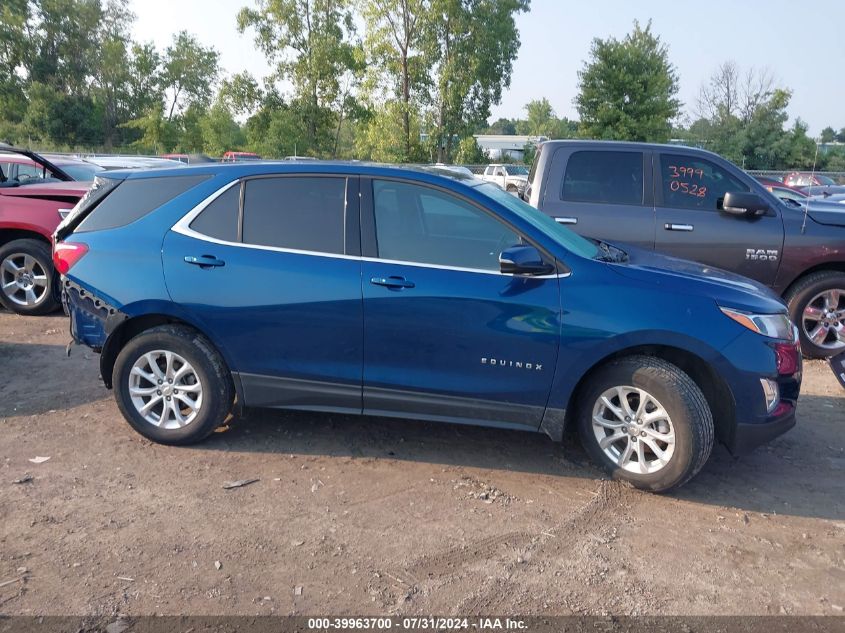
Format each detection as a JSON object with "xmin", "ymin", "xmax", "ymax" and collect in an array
[{"xmin": 524, "ymin": 140, "xmax": 845, "ymax": 358}]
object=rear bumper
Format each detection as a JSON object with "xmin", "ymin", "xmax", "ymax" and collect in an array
[{"xmin": 61, "ymin": 277, "xmax": 124, "ymax": 351}]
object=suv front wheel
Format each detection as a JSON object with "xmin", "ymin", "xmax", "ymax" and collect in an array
[{"xmin": 577, "ymin": 356, "xmax": 714, "ymax": 492}]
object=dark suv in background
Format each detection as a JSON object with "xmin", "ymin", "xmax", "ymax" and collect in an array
[{"xmin": 524, "ymin": 141, "xmax": 845, "ymax": 358}]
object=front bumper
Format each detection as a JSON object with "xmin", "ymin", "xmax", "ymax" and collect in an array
[{"xmin": 728, "ymin": 403, "xmax": 797, "ymax": 455}]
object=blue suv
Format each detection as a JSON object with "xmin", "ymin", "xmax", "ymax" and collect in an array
[{"xmin": 54, "ymin": 164, "xmax": 802, "ymax": 492}]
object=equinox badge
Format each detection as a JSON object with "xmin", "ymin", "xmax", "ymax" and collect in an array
[{"xmin": 481, "ymin": 358, "xmax": 543, "ymax": 371}]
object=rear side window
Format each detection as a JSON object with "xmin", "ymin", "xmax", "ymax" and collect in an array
[
  {"xmin": 562, "ymin": 151, "xmax": 643, "ymax": 206},
  {"xmin": 189, "ymin": 184, "xmax": 240, "ymax": 242},
  {"xmin": 241, "ymin": 177, "xmax": 346, "ymax": 254},
  {"xmin": 659, "ymin": 154, "xmax": 748, "ymax": 211},
  {"xmin": 75, "ymin": 175, "xmax": 210, "ymax": 233}
]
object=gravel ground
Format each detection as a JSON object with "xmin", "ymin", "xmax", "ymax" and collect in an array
[{"xmin": 0, "ymin": 311, "xmax": 843, "ymax": 617}]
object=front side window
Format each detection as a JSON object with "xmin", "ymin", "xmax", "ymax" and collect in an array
[
  {"xmin": 241, "ymin": 177, "xmax": 346, "ymax": 254},
  {"xmin": 373, "ymin": 180, "xmax": 520, "ymax": 271},
  {"xmin": 659, "ymin": 154, "xmax": 748, "ymax": 211},
  {"xmin": 562, "ymin": 151, "xmax": 644, "ymax": 206}
]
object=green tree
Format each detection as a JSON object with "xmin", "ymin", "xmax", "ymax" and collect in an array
[
  {"xmin": 820, "ymin": 126, "xmax": 836, "ymax": 144},
  {"xmin": 454, "ymin": 135, "xmax": 486, "ymax": 164},
  {"xmin": 201, "ymin": 101, "xmax": 245, "ymax": 155},
  {"xmin": 161, "ymin": 31, "xmax": 220, "ymax": 121},
  {"xmin": 360, "ymin": 0, "xmax": 429, "ymax": 160},
  {"xmin": 238, "ymin": 0, "xmax": 361, "ymax": 155},
  {"xmin": 576, "ymin": 20, "xmax": 680, "ymax": 142},
  {"xmin": 0, "ymin": 0, "xmax": 32, "ymax": 137},
  {"xmin": 356, "ymin": 100, "xmax": 424, "ymax": 161},
  {"xmin": 424, "ymin": 0, "xmax": 529, "ymax": 162},
  {"xmin": 485, "ymin": 117, "xmax": 516, "ymax": 135},
  {"xmin": 219, "ymin": 71, "xmax": 263, "ymax": 116}
]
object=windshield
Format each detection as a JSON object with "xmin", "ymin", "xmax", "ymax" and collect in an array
[
  {"xmin": 61, "ymin": 163, "xmax": 105, "ymax": 181},
  {"xmin": 818, "ymin": 175, "xmax": 836, "ymax": 186},
  {"xmin": 504, "ymin": 165, "xmax": 528, "ymax": 176},
  {"xmin": 477, "ymin": 183, "xmax": 599, "ymax": 260}
]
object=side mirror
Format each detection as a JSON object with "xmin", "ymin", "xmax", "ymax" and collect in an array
[
  {"xmin": 722, "ymin": 192, "xmax": 769, "ymax": 217},
  {"xmin": 499, "ymin": 245, "xmax": 554, "ymax": 275}
]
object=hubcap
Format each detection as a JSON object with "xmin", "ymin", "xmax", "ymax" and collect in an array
[
  {"xmin": 1, "ymin": 253, "xmax": 49, "ymax": 307},
  {"xmin": 802, "ymin": 289, "xmax": 845, "ymax": 351},
  {"xmin": 128, "ymin": 350, "xmax": 203, "ymax": 429},
  {"xmin": 591, "ymin": 386, "xmax": 676, "ymax": 475}
]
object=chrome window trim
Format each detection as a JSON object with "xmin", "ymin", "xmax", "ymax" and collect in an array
[{"xmin": 171, "ymin": 179, "xmax": 567, "ymax": 279}]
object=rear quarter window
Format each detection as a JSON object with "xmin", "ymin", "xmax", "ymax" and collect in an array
[
  {"xmin": 75, "ymin": 175, "xmax": 210, "ymax": 233},
  {"xmin": 562, "ymin": 150, "xmax": 644, "ymax": 206},
  {"xmin": 189, "ymin": 184, "xmax": 240, "ymax": 242}
]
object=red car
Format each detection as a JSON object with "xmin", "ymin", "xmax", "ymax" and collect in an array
[
  {"xmin": 0, "ymin": 145, "xmax": 89, "ymax": 315},
  {"xmin": 783, "ymin": 172, "xmax": 837, "ymax": 187},
  {"xmin": 221, "ymin": 151, "xmax": 262, "ymax": 162},
  {"xmin": 754, "ymin": 176, "xmax": 808, "ymax": 204}
]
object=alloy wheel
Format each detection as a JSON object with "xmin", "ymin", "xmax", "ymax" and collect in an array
[
  {"xmin": 802, "ymin": 289, "xmax": 845, "ymax": 351},
  {"xmin": 591, "ymin": 386, "xmax": 676, "ymax": 475},
  {"xmin": 128, "ymin": 350, "xmax": 204, "ymax": 429},
  {"xmin": 1, "ymin": 253, "xmax": 49, "ymax": 307}
]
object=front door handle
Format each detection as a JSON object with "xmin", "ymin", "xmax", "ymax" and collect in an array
[
  {"xmin": 370, "ymin": 276, "xmax": 415, "ymax": 289},
  {"xmin": 184, "ymin": 255, "xmax": 225, "ymax": 268},
  {"xmin": 664, "ymin": 223, "xmax": 694, "ymax": 232}
]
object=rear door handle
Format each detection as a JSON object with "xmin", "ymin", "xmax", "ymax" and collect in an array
[
  {"xmin": 184, "ymin": 255, "xmax": 225, "ymax": 268},
  {"xmin": 370, "ymin": 276, "xmax": 415, "ymax": 289},
  {"xmin": 664, "ymin": 223, "xmax": 694, "ymax": 232},
  {"xmin": 555, "ymin": 217, "xmax": 578, "ymax": 225}
]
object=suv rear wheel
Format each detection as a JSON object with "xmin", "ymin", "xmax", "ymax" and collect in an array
[
  {"xmin": 577, "ymin": 356, "xmax": 714, "ymax": 492},
  {"xmin": 785, "ymin": 271, "xmax": 845, "ymax": 358},
  {"xmin": 0, "ymin": 239, "xmax": 60, "ymax": 315},
  {"xmin": 112, "ymin": 325, "xmax": 234, "ymax": 444}
]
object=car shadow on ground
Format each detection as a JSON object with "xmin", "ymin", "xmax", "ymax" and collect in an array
[
  {"xmin": 198, "ymin": 392, "xmax": 844, "ymax": 521},
  {"xmin": 0, "ymin": 341, "xmax": 108, "ymax": 417}
]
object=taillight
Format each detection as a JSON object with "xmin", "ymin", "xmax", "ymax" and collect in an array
[
  {"xmin": 774, "ymin": 341, "xmax": 800, "ymax": 375},
  {"xmin": 53, "ymin": 241, "xmax": 89, "ymax": 274}
]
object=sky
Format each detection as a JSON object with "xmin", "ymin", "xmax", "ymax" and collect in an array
[{"xmin": 129, "ymin": 0, "xmax": 845, "ymax": 136}]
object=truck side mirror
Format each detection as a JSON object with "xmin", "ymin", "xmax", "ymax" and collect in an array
[{"xmin": 722, "ymin": 192, "xmax": 769, "ymax": 217}]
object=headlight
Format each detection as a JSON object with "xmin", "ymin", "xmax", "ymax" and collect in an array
[{"xmin": 719, "ymin": 307, "xmax": 793, "ymax": 340}]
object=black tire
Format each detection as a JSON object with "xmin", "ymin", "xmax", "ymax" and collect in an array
[
  {"xmin": 784, "ymin": 271, "xmax": 845, "ymax": 359},
  {"xmin": 112, "ymin": 325, "xmax": 234, "ymax": 445},
  {"xmin": 0, "ymin": 239, "xmax": 60, "ymax": 315},
  {"xmin": 576, "ymin": 356, "xmax": 714, "ymax": 493}
]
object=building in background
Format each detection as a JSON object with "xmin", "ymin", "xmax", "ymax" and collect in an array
[{"xmin": 473, "ymin": 135, "xmax": 548, "ymax": 161}]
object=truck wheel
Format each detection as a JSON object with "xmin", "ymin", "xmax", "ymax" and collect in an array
[
  {"xmin": 785, "ymin": 271, "xmax": 845, "ymax": 358},
  {"xmin": 0, "ymin": 239, "xmax": 60, "ymax": 315},
  {"xmin": 577, "ymin": 356, "xmax": 714, "ymax": 492},
  {"xmin": 112, "ymin": 325, "xmax": 234, "ymax": 445}
]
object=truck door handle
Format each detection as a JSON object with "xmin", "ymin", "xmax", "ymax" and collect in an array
[
  {"xmin": 184, "ymin": 255, "xmax": 225, "ymax": 268},
  {"xmin": 555, "ymin": 217, "xmax": 578, "ymax": 225},
  {"xmin": 370, "ymin": 276, "xmax": 415, "ymax": 289},
  {"xmin": 664, "ymin": 223, "xmax": 694, "ymax": 232}
]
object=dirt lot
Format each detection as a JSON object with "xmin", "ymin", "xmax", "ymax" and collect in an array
[{"xmin": 0, "ymin": 310, "xmax": 843, "ymax": 618}]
